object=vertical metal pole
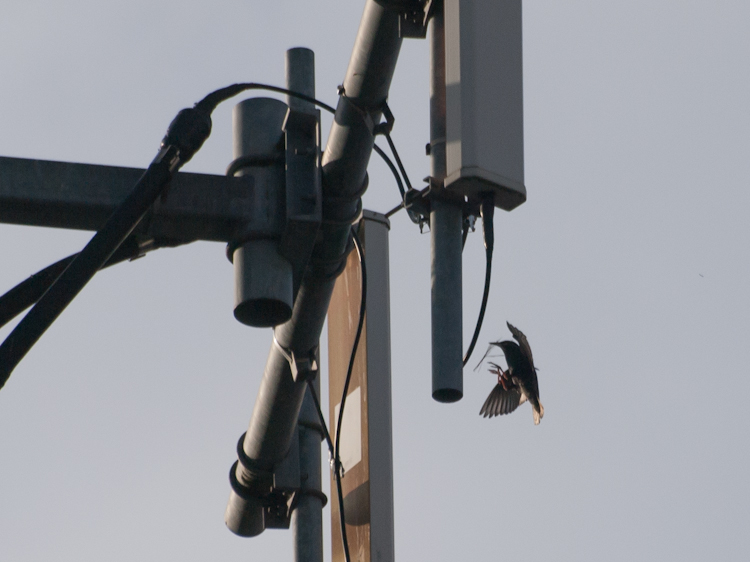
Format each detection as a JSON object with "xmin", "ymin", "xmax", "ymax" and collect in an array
[
  {"xmin": 294, "ymin": 379, "xmax": 324, "ymax": 562},
  {"xmin": 430, "ymin": 0, "xmax": 463, "ymax": 403},
  {"xmin": 286, "ymin": 47, "xmax": 316, "ymax": 113},
  {"xmin": 286, "ymin": 47, "xmax": 324, "ymax": 562}
]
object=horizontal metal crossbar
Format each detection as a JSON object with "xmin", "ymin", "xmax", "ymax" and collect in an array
[{"xmin": 0, "ymin": 156, "xmax": 255, "ymax": 242}]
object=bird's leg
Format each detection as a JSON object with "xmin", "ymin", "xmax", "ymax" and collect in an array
[
  {"xmin": 497, "ymin": 369, "xmax": 512, "ymax": 390},
  {"xmin": 488, "ymin": 362, "xmax": 512, "ymax": 389}
]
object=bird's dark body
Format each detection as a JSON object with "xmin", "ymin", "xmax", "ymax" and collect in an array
[{"xmin": 479, "ymin": 322, "xmax": 544, "ymax": 424}]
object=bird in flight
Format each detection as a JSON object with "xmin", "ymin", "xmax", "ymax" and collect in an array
[{"xmin": 479, "ymin": 322, "xmax": 544, "ymax": 425}]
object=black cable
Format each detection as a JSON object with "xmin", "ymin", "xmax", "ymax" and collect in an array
[
  {"xmin": 306, "ymin": 225, "xmax": 366, "ymax": 562},
  {"xmin": 463, "ymin": 194, "xmax": 495, "ymax": 367},
  {"xmin": 0, "ymin": 84, "xmax": 323, "ymax": 340},
  {"xmin": 306, "ymin": 380, "xmax": 335, "ymax": 459},
  {"xmin": 305, "ymin": 380, "xmax": 352, "ymax": 562},
  {"xmin": 224, "ymin": 85, "xmax": 415, "ymax": 225},
  {"xmin": 0, "ymin": 107, "xmax": 213, "ymax": 388},
  {"xmin": 382, "ymin": 131, "xmax": 425, "ymax": 224},
  {"xmin": 195, "ymin": 83, "xmax": 336, "ymax": 115},
  {"xmin": 303, "ymin": 225, "xmax": 365, "ymax": 562},
  {"xmin": 372, "ymin": 144, "xmax": 405, "ymax": 200},
  {"xmin": 220, "ymin": 86, "xmax": 413, "ymax": 202},
  {"xmin": 0, "ymin": 81, "xmax": 342, "ymax": 389},
  {"xmin": 0, "ymin": 143, "xmax": 189, "ymax": 389},
  {"xmin": 0, "ymin": 83, "xmax": 251, "ymax": 389},
  {"xmin": 208, "ymin": 84, "xmax": 411, "ymax": 218},
  {"xmin": 383, "ymin": 132, "xmax": 414, "ymax": 192},
  {"xmin": 333, "ymin": 226, "xmax": 366, "ymax": 562},
  {"xmin": 0, "ymin": 254, "xmax": 76, "ymax": 331},
  {"xmin": 0, "ymin": 80, "xmax": 394, "ymax": 389},
  {"xmin": 0, "ymin": 237, "xmax": 185, "ymax": 330}
]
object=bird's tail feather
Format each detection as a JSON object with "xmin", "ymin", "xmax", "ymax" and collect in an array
[{"xmin": 533, "ymin": 401, "xmax": 544, "ymax": 425}]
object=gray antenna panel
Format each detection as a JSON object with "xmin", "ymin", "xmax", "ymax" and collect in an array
[{"xmin": 444, "ymin": 0, "xmax": 525, "ymax": 210}]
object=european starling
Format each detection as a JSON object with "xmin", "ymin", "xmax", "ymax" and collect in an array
[{"xmin": 479, "ymin": 322, "xmax": 544, "ymax": 425}]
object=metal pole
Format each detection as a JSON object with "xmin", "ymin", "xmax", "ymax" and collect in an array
[
  {"xmin": 286, "ymin": 47, "xmax": 324, "ymax": 562},
  {"xmin": 429, "ymin": 0, "xmax": 463, "ymax": 402},
  {"xmin": 294, "ymin": 379, "xmax": 324, "ymax": 562}
]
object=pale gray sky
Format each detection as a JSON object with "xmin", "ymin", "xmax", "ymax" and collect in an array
[{"xmin": 1, "ymin": 1, "xmax": 749, "ymax": 560}]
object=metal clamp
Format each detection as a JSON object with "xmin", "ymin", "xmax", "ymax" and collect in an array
[
  {"xmin": 292, "ymin": 487, "xmax": 329, "ymax": 508},
  {"xmin": 273, "ymin": 336, "xmax": 319, "ymax": 383}
]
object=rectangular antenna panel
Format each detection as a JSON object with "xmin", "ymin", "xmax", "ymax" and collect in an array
[{"xmin": 444, "ymin": 0, "xmax": 525, "ymax": 210}]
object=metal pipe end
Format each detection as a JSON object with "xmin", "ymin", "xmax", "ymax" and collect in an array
[
  {"xmin": 432, "ymin": 388, "xmax": 462, "ymax": 403},
  {"xmin": 233, "ymin": 241, "xmax": 293, "ymax": 327}
]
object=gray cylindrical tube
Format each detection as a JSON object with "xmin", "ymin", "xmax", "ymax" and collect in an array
[
  {"xmin": 231, "ymin": 98, "xmax": 293, "ymax": 328},
  {"xmin": 286, "ymin": 47, "xmax": 315, "ymax": 110},
  {"xmin": 430, "ymin": 3, "xmax": 463, "ymax": 402},
  {"xmin": 233, "ymin": 240, "xmax": 293, "ymax": 327},
  {"xmin": 430, "ymin": 198, "xmax": 463, "ymax": 402},
  {"xmin": 225, "ymin": 489, "xmax": 265, "ymax": 537}
]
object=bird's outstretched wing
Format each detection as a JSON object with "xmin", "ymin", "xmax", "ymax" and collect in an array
[
  {"xmin": 479, "ymin": 384, "xmax": 523, "ymax": 418},
  {"xmin": 507, "ymin": 322, "xmax": 535, "ymax": 371}
]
